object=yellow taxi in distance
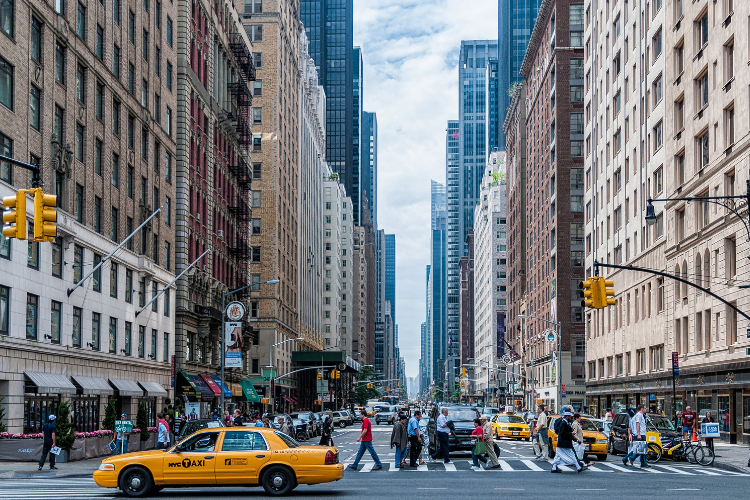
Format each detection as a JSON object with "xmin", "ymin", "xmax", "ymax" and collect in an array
[
  {"xmin": 491, "ymin": 413, "xmax": 531, "ymax": 441},
  {"xmin": 93, "ymin": 427, "xmax": 343, "ymax": 497},
  {"xmin": 547, "ymin": 415, "xmax": 608, "ymax": 462}
]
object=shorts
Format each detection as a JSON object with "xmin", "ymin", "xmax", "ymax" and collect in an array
[{"xmin": 683, "ymin": 426, "xmax": 693, "ymax": 434}]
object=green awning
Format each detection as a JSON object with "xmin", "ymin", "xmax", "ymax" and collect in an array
[{"xmin": 238, "ymin": 379, "xmax": 261, "ymax": 402}]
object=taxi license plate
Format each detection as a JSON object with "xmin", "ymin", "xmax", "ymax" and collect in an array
[{"xmin": 512, "ymin": 432, "xmax": 519, "ymax": 436}]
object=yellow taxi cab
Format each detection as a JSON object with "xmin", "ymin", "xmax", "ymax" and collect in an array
[
  {"xmin": 94, "ymin": 427, "xmax": 343, "ymax": 497},
  {"xmin": 547, "ymin": 415, "xmax": 608, "ymax": 462},
  {"xmin": 491, "ymin": 413, "xmax": 531, "ymax": 441}
]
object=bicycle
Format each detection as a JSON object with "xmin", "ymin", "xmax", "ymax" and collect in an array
[{"xmin": 646, "ymin": 433, "xmax": 714, "ymax": 466}]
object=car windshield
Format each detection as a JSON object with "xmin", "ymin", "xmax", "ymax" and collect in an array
[
  {"xmin": 275, "ymin": 431, "xmax": 299, "ymax": 448},
  {"xmin": 579, "ymin": 419, "xmax": 599, "ymax": 432},
  {"xmin": 291, "ymin": 413, "xmax": 310, "ymax": 421},
  {"xmin": 497, "ymin": 415, "xmax": 525, "ymax": 424},
  {"xmin": 445, "ymin": 409, "xmax": 479, "ymax": 421},
  {"xmin": 647, "ymin": 415, "xmax": 676, "ymax": 431}
]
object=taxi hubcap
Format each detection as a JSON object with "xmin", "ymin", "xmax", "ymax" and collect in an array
[
  {"xmin": 271, "ymin": 474, "xmax": 285, "ymax": 488},
  {"xmin": 129, "ymin": 475, "xmax": 142, "ymax": 490}
]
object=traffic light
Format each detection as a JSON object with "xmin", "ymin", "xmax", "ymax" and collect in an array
[
  {"xmin": 316, "ymin": 371, "xmax": 322, "ymax": 380},
  {"xmin": 367, "ymin": 383, "xmax": 373, "ymax": 389},
  {"xmin": 2, "ymin": 190, "xmax": 28, "ymax": 240},
  {"xmin": 33, "ymin": 189, "xmax": 57, "ymax": 241},
  {"xmin": 331, "ymin": 370, "xmax": 339, "ymax": 379},
  {"xmin": 579, "ymin": 278, "xmax": 599, "ymax": 308},
  {"xmin": 461, "ymin": 368, "xmax": 466, "ymax": 378},
  {"xmin": 260, "ymin": 398, "xmax": 269, "ymax": 404},
  {"xmin": 600, "ymin": 278, "xmax": 616, "ymax": 307}
]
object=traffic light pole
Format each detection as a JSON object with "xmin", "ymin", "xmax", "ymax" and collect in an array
[
  {"xmin": 0, "ymin": 155, "xmax": 41, "ymax": 187},
  {"xmin": 593, "ymin": 261, "xmax": 750, "ymax": 323}
]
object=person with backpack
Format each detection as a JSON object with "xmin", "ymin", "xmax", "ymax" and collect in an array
[{"xmin": 550, "ymin": 412, "xmax": 585, "ymax": 473}]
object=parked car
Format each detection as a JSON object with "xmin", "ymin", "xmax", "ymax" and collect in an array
[
  {"xmin": 589, "ymin": 418, "xmax": 612, "ymax": 439},
  {"xmin": 609, "ymin": 411, "xmax": 679, "ymax": 456},
  {"xmin": 291, "ymin": 411, "xmax": 320, "ymax": 437},
  {"xmin": 332, "ymin": 410, "xmax": 352, "ymax": 428},
  {"xmin": 175, "ymin": 418, "xmax": 225, "ymax": 442},
  {"xmin": 480, "ymin": 407, "xmax": 500, "ymax": 418},
  {"xmin": 427, "ymin": 405, "xmax": 481, "ymax": 454},
  {"xmin": 273, "ymin": 414, "xmax": 309, "ymax": 442},
  {"xmin": 375, "ymin": 405, "xmax": 398, "ymax": 425}
]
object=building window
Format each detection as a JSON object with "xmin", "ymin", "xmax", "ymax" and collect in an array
[
  {"xmin": 138, "ymin": 325, "xmax": 145, "ymax": 357},
  {"xmin": 110, "ymin": 262, "xmax": 118, "ymax": 300},
  {"xmin": 92, "ymin": 253, "xmax": 102, "ymax": 291},
  {"xmin": 109, "ymin": 317, "xmax": 117, "ymax": 354},
  {"xmin": 50, "ymin": 300, "xmax": 62, "ymax": 344},
  {"xmin": 697, "ymin": 130, "xmax": 709, "ymax": 169},
  {"xmin": 94, "ymin": 196, "xmax": 102, "ymax": 233},
  {"xmin": 252, "ymin": 107, "xmax": 262, "ymax": 124},
  {"xmin": 75, "ymin": 123, "xmax": 84, "ymax": 162},
  {"xmin": 125, "ymin": 268, "xmax": 133, "ymax": 303},
  {"xmin": 676, "ymin": 207, "xmax": 685, "ymax": 241},
  {"xmin": 653, "ymin": 120, "xmax": 663, "ymax": 152},
  {"xmin": 696, "ymin": 71, "xmax": 708, "ymax": 110},
  {"xmin": 29, "ymin": 86, "xmax": 41, "ymax": 130},
  {"xmin": 91, "ymin": 312, "xmax": 100, "ymax": 350},
  {"xmin": 569, "ymin": 3, "xmax": 584, "ymax": 46},
  {"xmin": 696, "ymin": 12, "xmax": 708, "ymax": 50},
  {"xmin": 253, "ymin": 52, "xmax": 262, "ymax": 68},
  {"xmin": 150, "ymin": 329, "xmax": 157, "ymax": 358},
  {"xmin": 249, "ymin": 25, "xmax": 262, "ymax": 41},
  {"xmin": 652, "ymin": 28, "xmax": 662, "ymax": 61},
  {"xmin": 31, "ymin": 17, "xmax": 42, "ymax": 62},
  {"xmin": 0, "ymin": 286, "xmax": 9, "ymax": 336},
  {"xmin": 0, "ymin": 56, "xmax": 12, "ymax": 111},
  {"xmin": 163, "ymin": 287, "xmax": 170, "ymax": 316},
  {"xmin": 650, "ymin": 345, "xmax": 664, "ymax": 371},
  {"xmin": 55, "ymin": 42, "xmax": 66, "ymax": 84},
  {"xmin": 724, "ymin": 39, "xmax": 734, "ymax": 83},
  {"xmin": 128, "ymin": 10, "xmax": 135, "ymax": 43},
  {"xmin": 112, "ymin": 99, "xmax": 121, "ymax": 135},
  {"xmin": 163, "ymin": 332, "xmax": 169, "ymax": 361},
  {"xmin": 73, "ymin": 244, "xmax": 83, "ymax": 283},
  {"xmin": 166, "ymin": 61, "xmax": 172, "ymax": 91},
  {"xmin": 95, "ymin": 81, "xmax": 104, "ymax": 121},
  {"xmin": 113, "ymin": 44, "xmax": 120, "ymax": 78},
  {"xmin": 27, "ymin": 223, "xmax": 38, "ymax": 269},
  {"xmin": 151, "ymin": 281, "xmax": 158, "ymax": 311},
  {"xmin": 166, "ymin": 107, "xmax": 172, "ymax": 136},
  {"xmin": 26, "ymin": 293, "xmax": 38, "ymax": 340},
  {"xmin": 96, "ymin": 24, "xmax": 104, "ymax": 60},
  {"xmin": 51, "ymin": 238, "xmax": 63, "ymax": 278},
  {"xmin": 124, "ymin": 321, "xmax": 132, "ymax": 355},
  {"xmin": 72, "ymin": 306, "xmax": 82, "ymax": 347},
  {"xmin": 142, "ymin": 29, "xmax": 148, "ymax": 61},
  {"xmin": 76, "ymin": 2, "xmax": 86, "ymax": 39},
  {"xmin": 128, "ymin": 63, "xmax": 135, "ymax": 94},
  {"xmin": 725, "ymin": 105, "xmax": 735, "ymax": 148}
]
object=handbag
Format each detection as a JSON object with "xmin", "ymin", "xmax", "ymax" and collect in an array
[{"xmin": 474, "ymin": 440, "xmax": 487, "ymax": 456}]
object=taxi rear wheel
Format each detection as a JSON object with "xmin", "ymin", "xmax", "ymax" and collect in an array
[
  {"xmin": 262, "ymin": 466, "xmax": 295, "ymax": 496},
  {"xmin": 118, "ymin": 466, "xmax": 154, "ymax": 498}
]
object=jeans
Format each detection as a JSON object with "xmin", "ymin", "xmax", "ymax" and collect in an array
[
  {"xmin": 624, "ymin": 437, "xmax": 648, "ymax": 466},
  {"xmin": 432, "ymin": 432, "xmax": 451, "ymax": 462},
  {"xmin": 394, "ymin": 445, "xmax": 405, "ymax": 467},
  {"xmin": 114, "ymin": 438, "xmax": 129, "ymax": 455},
  {"xmin": 38, "ymin": 443, "xmax": 55, "ymax": 468},
  {"xmin": 471, "ymin": 447, "xmax": 488, "ymax": 467},
  {"xmin": 409, "ymin": 436, "xmax": 422, "ymax": 466},
  {"xmin": 352, "ymin": 440, "xmax": 382, "ymax": 467}
]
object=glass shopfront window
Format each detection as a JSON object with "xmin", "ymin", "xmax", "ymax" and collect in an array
[
  {"xmin": 697, "ymin": 396, "xmax": 713, "ymax": 418},
  {"xmin": 613, "ymin": 397, "xmax": 626, "ymax": 414},
  {"xmin": 718, "ymin": 396, "xmax": 731, "ymax": 432},
  {"xmin": 71, "ymin": 396, "xmax": 100, "ymax": 432},
  {"xmin": 743, "ymin": 396, "xmax": 750, "ymax": 434},
  {"xmin": 24, "ymin": 395, "xmax": 60, "ymax": 434}
]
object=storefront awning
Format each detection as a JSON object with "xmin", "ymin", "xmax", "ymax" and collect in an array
[
  {"xmin": 282, "ymin": 395, "xmax": 294, "ymax": 404},
  {"xmin": 187, "ymin": 374, "xmax": 215, "ymax": 401},
  {"xmin": 71, "ymin": 376, "xmax": 114, "ymax": 395},
  {"xmin": 24, "ymin": 372, "xmax": 76, "ymax": 394},
  {"xmin": 109, "ymin": 379, "xmax": 144, "ymax": 397},
  {"xmin": 138, "ymin": 381, "xmax": 168, "ymax": 397},
  {"xmin": 176, "ymin": 372, "xmax": 202, "ymax": 400},
  {"xmin": 199, "ymin": 375, "xmax": 221, "ymax": 397},
  {"xmin": 211, "ymin": 376, "xmax": 233, "ymax": 398},
  {"xmin": 238, "ymin": 379, "xmax": 261, "ymax": 402},
  {"xmin": 228, "ymin": 381, "xmax": 244, "ymax": 397}
]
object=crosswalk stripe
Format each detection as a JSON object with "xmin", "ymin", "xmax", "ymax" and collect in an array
[
  {"xmin": 443, "ymin": 462, "xmax": 457, "ymax": 472},
  {"xmin": 693, "ymin": 468, "xmax": 722, "ymax": 476},
  {"xmin": 653, "ymin": 464, "xmax": 694, "ymax": 475},
  {"xmin": 498, "ymin": 460, "xmax": 515, "ymax": 471},
  {"xmin": 521, "ymin": 459, "xmax": 545, "ymax": 471},
  {"xmin": 599, "ymin": 462, "xmax": 635, "ymax": 473},
  {"xmin": 360, "ymin": 462, "xmax": 375, "ymax": 472},
  {"xmin": 417, "ymin": 463, "xmax": 428, "ymax": 471},
  {"xmin": 587, "ymin": 465, "xmax": 611, "ymax": 472}
]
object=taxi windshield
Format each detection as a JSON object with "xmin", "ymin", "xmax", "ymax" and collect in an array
[
  {"xmin": 647, "ymin": 415, "xmax": 676, "ymax": 431},
  {"xmin": 579, "ymin": 419, "xmax": 599, "ymax": 432},
  {"xmin": 497, "ymin": 415, "xmax": 525, "ymax": 424}
]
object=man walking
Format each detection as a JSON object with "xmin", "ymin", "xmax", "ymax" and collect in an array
[
  {"xmin": 156, "ymin": 413, "xmax": 171, "ymax": 450},
  {"xmin": 681, "ymin": 406, "xmax": 696, "ymax": 442},
  {"xmin": 408, "ymin": 410, "xmax": 426, "ymax": 467},
  {"xmin": 390, "ymin": 415, "xmax": 408, "ymax": 468},
  {"xmin": 430, "ymin": 408, "xmax": 452, "ymax": 464},
  {"xmin": 38, "ymin": 415, "xmax": 57, "ymax": 470},
  {"xmin": 533, "ymin": 404, "xmax": 549, "ymax": 461},
  {"xmin": 623, "ymin": 404, "xmax": 650, "ymax": 468},
  {"xmin": 348, "ymin": 409, "xmax": 383, "ymax": 471},
  {"xmin": 480, "ymin": 416, "xmax": 500, "ymax": 468},
  {"xmin": 550, "ymin": 412, "xmax": 585, "ymax": 473}
]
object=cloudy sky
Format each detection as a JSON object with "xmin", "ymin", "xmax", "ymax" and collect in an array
[{"xmin": 353, "ymin": 0, "xmax": 498, "ymax": 378}]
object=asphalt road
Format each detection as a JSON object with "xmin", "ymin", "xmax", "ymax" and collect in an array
[{"xmin": 0, "ymin": 424, "xmax": 746, "ymax": 499}]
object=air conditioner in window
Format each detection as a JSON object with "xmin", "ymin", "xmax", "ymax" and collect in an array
[
  {"xmin": 196, "ymin": 212, "xmax": 201, "ymax": 221},
  {"xmin": 218, "ymin": 230, "xmax": 224, "ymax": 238}
]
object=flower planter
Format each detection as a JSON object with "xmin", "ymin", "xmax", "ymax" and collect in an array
[
  {"xmin": 68, "ymin": 438, "xmax": 86, "ymax": 462},
  {"xmin": 0, "ymin": 439, "xmax": 44, "ymax": 462},
  {"xmin": 56, "ymin": 450, "xmax": 69, "ymax": 463},
  {"xmin": 1, "ymin": 430, "xmax": 115, "ymax": 462}
]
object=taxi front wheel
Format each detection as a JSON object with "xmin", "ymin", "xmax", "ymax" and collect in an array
[
  {"xmin": 118, "ymin": 466, "xmax": 154, "ymax": 498},
  {"xmin": 262, "ymin": 466, "xmax": 295, "ymax": 496}
]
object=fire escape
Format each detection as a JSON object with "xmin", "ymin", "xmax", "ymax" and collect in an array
[{"xmin": 226, "ymin": 32, "xmax": 256, "ymax": 273}]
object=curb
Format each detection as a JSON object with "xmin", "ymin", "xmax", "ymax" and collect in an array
[{"xmin": 713, "ymin": 460, "xmax": 748, "ymax": 474}]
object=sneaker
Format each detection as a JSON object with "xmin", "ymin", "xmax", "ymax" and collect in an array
[
  {"xmin": 621, "ymin": 459, "xmax": 629, "ymax": 466},
  {"xmin": 346, "ymin": 465, "xmax": 358, "ymax": 471},
  {"xmin": 444, "ymin": 460, "xmax": 452, "ymax": 464},
  {"xmin": 550, "ymin": 468, "xmax": 562, "ymax": 473},
  {"xmin": 37, "ymin": 466, "xmax": 42, "ymax": 471},
  {"xmin": 536, "ymin": 456, "xmax": 548, "ymax": 461},
  {"xmin": 470, "ymin": 466, "xmax": 481, "ymax": 470},
  {"xmin": 49, "ymin": 466, "xmax": 58, "ymax": 470},
  {"xmin": 491, "ymin": 464, "xmax": 501, "ymax": 469},
  {"xmin": 372, "ymin": 465, "xmax": 383, "ymax": 470},
  {"xmin": 577, "ymin": 466, "xmax": 588, "ymax": 473}
]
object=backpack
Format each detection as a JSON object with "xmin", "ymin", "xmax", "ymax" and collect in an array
[{"xmin": 553, "ymin": 417, "xmax": 565, "ymax": 435}]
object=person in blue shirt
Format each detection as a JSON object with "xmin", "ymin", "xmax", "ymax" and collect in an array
[
  {"xmin": 112, "ymin": 413, "xmax": 131, "ymax": 455},
  {"xmin": 407, "ymin": 411, "xmax": 425, "ymax": 467},
  {"xmin": 38, "ymin": 415, "xmax": 57, "ymax": 470}
]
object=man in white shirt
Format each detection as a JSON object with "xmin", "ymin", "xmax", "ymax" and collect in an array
[
  {"xmin": 533, "ymin": 405, "xmax": 549, "ymax": 461},
  {"xmin": 623, "ymin": 404, "xmax": 650, "ymax": 468},
  {"xmin": 430, "ymin": 408, "xmax": 452, "ymax": 464}
]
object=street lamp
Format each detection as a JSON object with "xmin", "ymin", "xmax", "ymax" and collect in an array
[
  {"xmin": 518, "ymin": 314, "xmax": 562, "ymax": 412},
  {"xmin": 220, "ymin": 279, "xmax": 280, "ymax": 411},
  {"xmin": 268, "ymin": 336, "xmax": 304, "ymax": 412}
]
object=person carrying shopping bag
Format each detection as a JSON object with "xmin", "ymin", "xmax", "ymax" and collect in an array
[{"xmin": 470, "ymin": 419, "xmax": 489, "ymax": 470}]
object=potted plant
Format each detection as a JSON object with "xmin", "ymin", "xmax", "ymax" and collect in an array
[
  {"xmin": 54, "ymin": 401, "xmax": 77, "ymax": 463},
  {"xmin": 137, "ymin": 401, "xmax": 150, "ymax": 450}
]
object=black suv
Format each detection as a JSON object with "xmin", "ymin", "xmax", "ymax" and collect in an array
[
  {"xmin": 609, "ymin": 411, "xmax": 681, "ymax": 455},
  {"xmin": 427, "ymin": 406, "xmax": 481, "ymax": 454}
]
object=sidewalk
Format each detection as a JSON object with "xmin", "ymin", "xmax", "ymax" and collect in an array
[
  {"xmin": 709, "ymin": 441, "xmax": 749, "ymax": 473},
  {"xmin": 0, "ymin": 456, "xmax": 102, "ymax": 479}
]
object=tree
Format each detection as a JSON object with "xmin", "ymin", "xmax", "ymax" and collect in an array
[
  {"xmin": 136, "ymin": 401, "xmax": 150, "ymax": 442},
  {"xmin": 354, "ymin": 366, "xmax": 381, "ymax": 405},
  {"xmin": 0, "ymin": 396, "xmax": 7, "ymax": 433},
  {"xmin": 102, "ymin": 397, "xmax": 117, "ymax": 432},
  {"xmin": 55, "ymin": 401, "xmax": 77, "ymax": 451}
]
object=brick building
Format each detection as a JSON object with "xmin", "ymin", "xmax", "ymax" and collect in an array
[
  {"xmin": 515, "ymin": 0, "xmax": 587, "ymax": 411},
  {"xmin": 0, "ymin": 0, "xmax": 177, "ymax": 432}
]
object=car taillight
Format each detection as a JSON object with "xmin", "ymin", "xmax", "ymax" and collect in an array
[{"xmin": 325, "ymin": 450, "xmax": 338, "ymax": 464}]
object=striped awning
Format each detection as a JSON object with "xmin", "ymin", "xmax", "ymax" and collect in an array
[
  {"xmin": 138, "ymin": 381, "xmax": 168, "ymax": 397},
  {"xmin": 71, "ymin": 376, "xmax": 114, "ymax": 395},
  {"xmin": 24, "ymin": 372, "xmax": 76, "ymax": 394},
  {"xmin": 109, "ymin": 379, "xmax": 144, "ymax": 397}
]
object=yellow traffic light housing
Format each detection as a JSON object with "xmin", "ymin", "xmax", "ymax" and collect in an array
[
  {"xmin": 600, "ymin": 278, "xmax": 616, "ymax": 307},
  {"xmin": 367, "ymin": 383, "xmax": 373, "ymax": 389},
  {"xmin": 260, "ymin": 398, "xmax": 269, "ymax": 404},
  {"xmin": 2, "ymin": 190, "xmax": 27, "ymax": 240},
  {"xmin": 316, "ymin": 371, "xmax": 322, "ymax": 380},
  {"xmin": 461, "ymin": 368, "xmax": 466, "ymax": 378},
  {"xmin": 579, "ymin": 278, "xmax": 599, "ymax": 308},
  {"xmin": 33, "ymin": 188, "xmax": 57, "ymax": 241}
]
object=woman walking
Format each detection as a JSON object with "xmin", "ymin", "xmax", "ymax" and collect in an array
[
  {"xmin": 470, "ymin": 418, "xmax": 489, "ymax": 470},
  {"xmin": 320, "ymin": 416, "xmax": 334, "ymax": 446}
]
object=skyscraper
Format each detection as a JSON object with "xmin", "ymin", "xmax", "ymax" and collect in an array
[
  {"xmin": 352, "ymin": 47, "xmax": 364, "ymax": 225},
  {"xmin": 362, "ymin": 112, "xmax": 378, "ymax": 231},
  {"xmin": 385, "ymin": 234, "xmax": 396, "ymax": 324},
  {"xmin": 497, "ymin": 0, "xmax": 541, "ymax": 149},
  {"xmin": 444, "ymin": 120, "xmax": 459, "ymax": 388},
  {"xmin": 301, "ymin": 0, "xmax": 359, "ymax": 223},
  {"xmin": 429, "ymin": 181, "xmax": 447, "ymax": 387}
]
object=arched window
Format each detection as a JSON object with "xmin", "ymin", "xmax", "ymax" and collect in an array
[
  {"xmin": 675, "ymin": 265, "xmax": 681, "ymax": 302},
  {"xmin": 704, "ymin": 250, "xmax": 711, "ymax": 290},
  {"xmin": 682, "ymin": 261, "xmax": 688, "ymax": 298},
  {"xmin": 695, "ymin": 255, "xmax": 703, "ymax": 288}
]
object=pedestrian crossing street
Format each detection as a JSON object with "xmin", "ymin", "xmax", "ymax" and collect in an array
[{"xmin": 344, "ymin": 458, "xmax": 746, "ymax": 476}]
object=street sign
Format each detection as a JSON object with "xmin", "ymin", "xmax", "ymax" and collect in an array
[
  {"xmin": 561, "ymin": 383, "xmax": 566, "ymax": 399},
  {"xmin": 546, "ymin": 332, "xmax": 556, "ymax": 344},
  {"xmin": 454, "ymin": 376, "xmax": 459, "ymax": 382},
  {"xmin": 114, "ymin": 420, "xmax": 133, "ymax": 433},
  {"xmin": 671, "ymin": 351, "xmax": 679, "ymax": 368}
]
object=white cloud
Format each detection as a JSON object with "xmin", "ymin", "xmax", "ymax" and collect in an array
[{"xmin": 354, "ymin": 0, "xmax": 498, "ymax": 378}]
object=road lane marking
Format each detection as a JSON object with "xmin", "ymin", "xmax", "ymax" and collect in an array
[
  {"xmin": 576, "ymin": 489, "xmax": 607, "ymax": 491},
  {"xmin": 417, "ymin": 464, "xmax": 428, "ymax": 471},
  {"xmin": 360, "ymin": 462, "xmax": 375, "ymax": 472},
  {"xmin": 468, "ymin": 460, "xmax": 485, "ymax": 471},
  {"xmin": 693, "ymin": 469, "xmax": 722, "ymax": 475},
  {"xmin": 521, "ymin": 459, "xmax": 545, "ymax": 471},
  {"xmin": 417, "ymin": 487, "xmax": 446, "ymax": 490}
]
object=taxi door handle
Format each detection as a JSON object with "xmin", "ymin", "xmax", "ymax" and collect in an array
[
  {"xmin": 256, "ymin": 455, "xmax": 266, "ymax": 458},
  {"xmin": 204, "ymin": 456, "xmax": 214, "ymax": 459}
]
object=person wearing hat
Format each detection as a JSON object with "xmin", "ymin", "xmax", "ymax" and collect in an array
[
  {"xmin": 112, "ymin": 413, "xmax": 131, "ymax": 455},
  {"xmin": 550, "ymin": 412, "xmax": 585, "ymax": 473},
  {"xmin": 480, "ymin": 415, "xmax": 500, "ymax": 468},
  {"xmin": 38, "ymin": 415, "xmax": 57, "ymax": 470}
]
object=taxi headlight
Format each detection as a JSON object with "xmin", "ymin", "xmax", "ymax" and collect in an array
[
  {"xmin": 98, "ymin": 463, "xmax": 116, "ymax": 471},
  {"xmin": 597, "ymin": 439, "xmax": 607, "ymax": 444},
  {"xmin": 499, "ymin": 426, "xmax": 508, "ymax": 431}
]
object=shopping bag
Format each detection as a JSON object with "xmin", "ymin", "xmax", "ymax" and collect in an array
[
  {"xmin": 474, "ymin": 440, "xmax": 487, "ymax": 455},
  {"xmin": 632, "ymin": 440, "xmax": 648, "ymax": 455},
  {"xmin": 50, "ymin": 446, "xmax": 61, "ymax": 456}
]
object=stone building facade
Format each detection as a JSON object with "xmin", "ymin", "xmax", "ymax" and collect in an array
[{"xmin": 0, "ymin": 0, "xmax": 177, "ymax": 432}]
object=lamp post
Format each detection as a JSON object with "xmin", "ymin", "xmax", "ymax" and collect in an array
[
  {"xmin": 518, "ymin": 314, "xmax": 562, "ymax": 412},
  {"xmin": 268, "ymin": 336, "xmax": 304, "ymax": 413},
  {"xmin": 220, "ymin": 279, "xmax": 279, "ymax": 412}
]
